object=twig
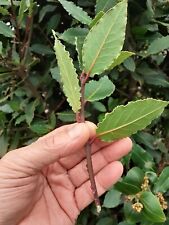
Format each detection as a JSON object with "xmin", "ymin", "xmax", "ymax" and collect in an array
[{"xmin": 76, "ymin": 71, "xmax": 101, "ymax": 214}]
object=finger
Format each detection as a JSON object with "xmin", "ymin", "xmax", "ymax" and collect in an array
[
  {"xmin": 68, "ymin": 138, "xmax": 132, "ymax": 187},
  {"xmin": 58, "ymin": 138, "xmax": 112, "ymax": 169},
  {"xmin": 2, "ymin": 122, "xmax": 96, "ymax": 172},
  {"xmin": 75, "ymin": 161, "xmax": 123, "ymax": 211}
]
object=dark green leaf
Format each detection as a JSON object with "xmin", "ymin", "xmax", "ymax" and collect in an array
[
  {"xmin": 140, "ymin": 191, "xmax": 166, "ymax": 223},
  {"xmin": 154, "ymin": 167, "xmax": 169, "ymax": 193},
  {"xmin": 39, "ymin": 5, "xmax": 57, "ymax": 22},
  {"xmin": 103, "ymin": 188, "xmax": 121, "ymax": 208},
  {"xmin": 147, "ymin": 36, "xmax": 169, "ymax": 55},
  {"xmin": 131, "ymin": 144, "xmax": 155, "ymax": 170}
]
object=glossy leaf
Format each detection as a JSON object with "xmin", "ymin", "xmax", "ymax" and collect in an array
[
  {"xmin": 53, "ymin": 33, "xmax": 81, "ymax": 113},
  {"xmin": 140, "ymin": 191, "xmax": 166, "ymax": 223},
  {"xmin": 131, "ymin": 144, "xmax": 155, "ymax": 170},
  {"xmin": 109, "ymin": 51, "xmax": 135, "ymax": 70},
  {"xmin": 95, "ymin": 0, "xmax": 118, "ymax": 13},
  {"xmin": 124, "ymin": 202, "xmax": 143, "ymax": 224},
  {"xmin": 154, "ymin": 167, "xmax": 169, "ymax": 193},
  {"xmin": 96, "ymin": 99, "xmax": 168, "ymax": 142},
  {"xmin": 115, "ymin": 167, "xmax": 144, "ymax": 194},
  {"xmin": 82, "ymin": 0, "xmax": 127, "ymax": 76},
  {"xmin": 0, "ymin": 21, "xmax": 14, "ymax": 37},
  {"xmin": 103, "ymin": 188, "xmax": 121, "ymax": 208},
  {"xmin": 85, "ymin": 76, "xmax": 115, "ymax": 102},
  {"xmin": 147, "ymin": 35, "xmax": 169, "ymax": 55},
  {"xmin": 114, "ymin": 181, "xmax": 140, "ymax": 195},
  {"xmin": 58, "ymin": 0, "xmax": 92, "ymax": 25}
]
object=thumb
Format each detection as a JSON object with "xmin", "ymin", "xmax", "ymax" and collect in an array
[{"xmin": 2, "ymin": 122, "xmax": 96, "ymax": 173}]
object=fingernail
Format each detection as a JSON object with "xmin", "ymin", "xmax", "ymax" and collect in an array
[{"xmin": 68, "ymin": 124, "xmax": 82, "ymax": 139}]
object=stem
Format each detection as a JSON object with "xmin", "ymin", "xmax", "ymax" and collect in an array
[
  {"xmin": 76, "ymin": 71, "xmax": 101, "ymax": 214},
  {"xmin": 85, "ymin": 142, "xmax": 101, "ymax": 214}
]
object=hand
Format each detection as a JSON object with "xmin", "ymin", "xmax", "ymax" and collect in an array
[{"xmin": 0, "ymin": 122, "xmax": 132, "ymax": 225}]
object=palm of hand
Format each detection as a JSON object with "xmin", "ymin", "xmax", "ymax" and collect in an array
[{"xmin": 0, "ymin": 125, "xmax": 131, "ymax": 225}]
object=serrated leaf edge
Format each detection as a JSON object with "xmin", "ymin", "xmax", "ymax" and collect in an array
[
  {"xmin": 82, "ymin": 0, "xmax": 127, "ymax": 76},
  {"xmin": 53, "ymin": 33, "xmax": 81, "ymax": 113},
  {"xmin": 58, "ymin": 0, "xmax": 92, "ymax": 25},
  {"xmin": 96, "ymin": 98, "xmax": 168, "ymax": 141}
]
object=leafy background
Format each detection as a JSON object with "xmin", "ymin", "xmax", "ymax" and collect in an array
[{"xmin": 0, "ymin": 0, "xmax": 169, "ymax": 224}]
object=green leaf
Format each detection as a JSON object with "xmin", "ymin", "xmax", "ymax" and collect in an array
[
  {"xmin": 60, "ymin": 27, "xmax": 88, "ymax": 45},
  {"xmin": 30, "ymin": 120, "xmax": 53, "ymax": 135},
  {"xmin": 92, "ymin": 101, "xmax": 106, "ymax": 112},
  {"xmin": 103, "ymin": 188, "xmax": 121, "ymax": 208},
  {"xmin": 53, "ymin": 33, "xmax": 81, "ymax": 113},
  {"xmin": 0, "ymin": 133, "xmax": 8, "ymax": 157},
  {"xmin": 39, "ymin": 5, "xmax": 56, "ymax": 22},
  {"xmin": 115, "ymin": 167, "xmax": 144, "ymax": 194},
  {"xmin": 147, "ymin": 36, "xmax": 169, "ymax": 55},
  {"xmin": 58, "ymin": 0, "xmax": 92, "ymax": 25},
  {"xmin": 96, "ymin": 217, "xmax": 114, "ymax": 225},
  {"xmin": 140, "ymin": 191, "xmax": 166, "ymax": 223},
  {"xmin": 0, "ymin": 104, "xmax": 13, "ymax": 113},
  {"xmin": 123, "ymin": 57, "xmax": 136, "ymax": 72},
  {"xmin": 18, "ymin": 0, "xmax": 28, "ymax": 25},
  {"xmin": 25, "ymin": 100, "xmax": 38, "ymax": 125},
  {"xmin": 0, "ymin": 6, "xmax": 9, "ymax": 16},
  {"xmin": 137, "ymin": 63, "xmax": 169, "ymax": 88},
  {"xmin": 115, "ymin": 181, "xmax": 140, "ymax": 195},
  {"xmin": 50, "ymin": 67, "xmax": 61, "ymax": 83},
  {"xmin": 0, "ymin": 21, "xmax": 14, "ymax": 37},
  {"xmin": 57, "ymin": 110, "xmax": 76, "ymax": 122},
  {"xmin": 109, "ymin": 51, "xmax": 135, "ymax": 70},
  {"xmin": 0, "ymin": 41, "xmax": 2, "ymax": 55},
  {"xmin": 75, "ymin": 37, "xmax": 85, "ymax": 69},
  {"xmin": 124, "ymin": 202, "xmax": 142, "ymax": 224},
  {"xmin": 30, "ymin": 44, "xmax": 54, "ymax": 55},
  {"xmin": 85, "ymin": 76, "xmax": 115, "ymax": 102},
  {"xmin": 95, "ymin": 0, "xmax": 118, "ymax": 13},
  {"xmin": 131, "ymin": 144, "xmax": 155, "ymax": 170},
  {"xmin": 89, "ymin": 11, "xmax": 104, "ymax": 28},
  {"xmin": 153, "ymin": 167, "xmax": 169, "ymax": 193},
  {"xmin": 96, "ymin": 99, "xmax": 168, "ymax": 142},
  {"xmin": 82, "ymin": 0, "xmax": 127, "ymax": 76}
]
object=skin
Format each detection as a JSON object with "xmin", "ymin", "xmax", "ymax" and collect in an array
[{"xmin": 0, "ymin": 122, "xmax": 132, "ymax": 225}]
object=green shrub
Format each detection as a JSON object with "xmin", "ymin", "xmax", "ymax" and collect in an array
[{"xmin": 0, "ymin": 0, "xmax": 169, "ymax": 224}]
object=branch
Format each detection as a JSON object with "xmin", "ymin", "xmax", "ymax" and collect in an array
[{"xmin": 76, "ymin": 71, "xmax": 101, "ymax": 214}]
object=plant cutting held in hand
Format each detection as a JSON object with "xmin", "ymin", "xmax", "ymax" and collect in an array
[{"xmin": 53, "ymin": 0, "xmax": 168, "ymax": 214}]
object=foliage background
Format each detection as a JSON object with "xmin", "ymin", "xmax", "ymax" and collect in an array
[{"xmin": 0, "ymin": 0, "xmax": 169, "ymax": 224}]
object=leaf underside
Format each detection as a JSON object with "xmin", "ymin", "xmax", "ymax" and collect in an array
[
  {"xmin": 58, "ymin": 0, "xmax": 92, "ymax": 25},
  {"xmin": 53, "ymin": 33, "xmax": 81, "ymax": 113},
  {"xmin": 96, "ymin": 99, "xmax": 168, "ymax": 142},
  {"xmin": 109, "ymin": 51, "xmax": 135, "ymax": 70},
  {"xmin": 85, "ymin": 76, "xmax": 115, "ymax": 102},
  {"xmin": 82, "ymin": 0, "xmax": 127, "ymax": 76}
]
